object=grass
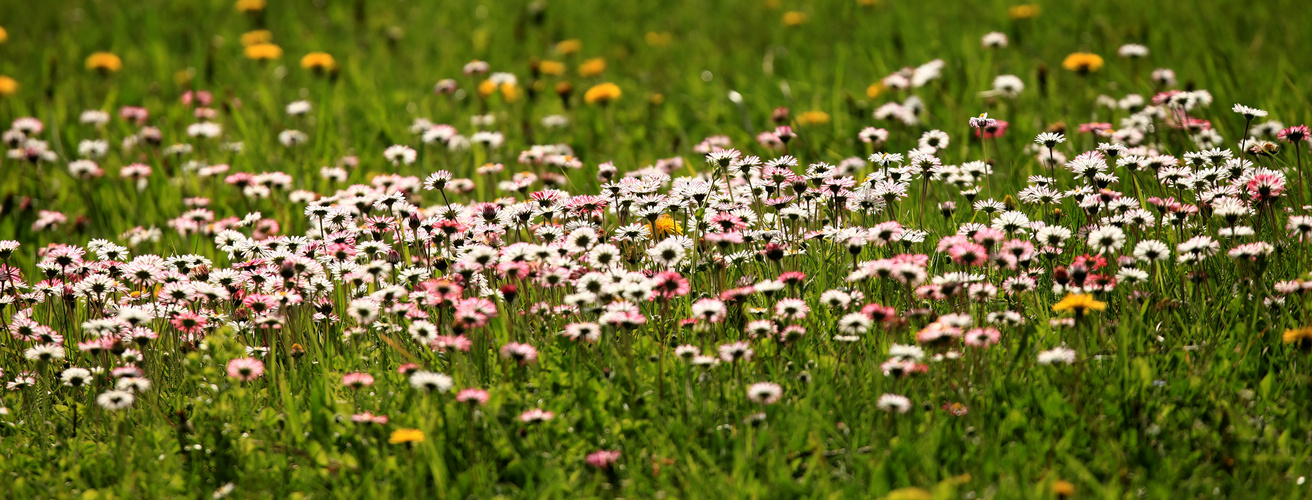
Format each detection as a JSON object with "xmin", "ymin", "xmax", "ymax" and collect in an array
[{"xmin": 1, "ymin": 0, "xmax": 1312, "ymax": 498}]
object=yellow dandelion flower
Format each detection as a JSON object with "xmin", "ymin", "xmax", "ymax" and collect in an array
[
  {"xmin": 388, "ymin": 428, "xmax": 425, "ymax": 444},
  {"xmin": 235, "ymin": 0, "xmax": 266, "ymax": 12},
  {"xmin": 555, "ymin": 39, "xmax": 582, "ymax": 55},
  {"xmin": 650, "ymin": 93, "xmax": 664, "ymax": 105},
  {"xmin": 0, "ymin": 76, "xmax": 17, "ymax": 97},
  {"xmin": 578, "ymin": 58, "xmax": 606, "ymax": 78},
  {"xmin": 1008, "ymin": 4, "xmax": 1040, "ymax": 19},
  {"xmin": 538, "ymin": 60, "xmax": 566, "ymax": 76},
  {"xmin": 866, "ymin": 82, "xmax": 884, "ymax": 99},
  {"xmin": 1052, "ymin": 294, "xmax": 1107, "ymax": 315},
  {"xmin": 648, "ymin": 214, "xmax": 682, "ymax": 238},
  {"xmin": 645, "ymin": 31, "xmax": 673, "ymax": 47},
  {"xmin": 584, "ymin": 82, "xmax": 621, "ymax": 105},
  {"xmin": 85, "ymin": 52, "xmax": 123, "ymax": 73},
  {"xmin": 175, "ymin": 69, "xmax": 194, "ymax": 86},
  {"xmin": 244, "ymin": 43, "xmax": 283, "ymax": 61},
  {"xmin": 1283, "ymin": 327, "xmax": 1312, "ymax": 349},
  {"xmin": 500, "ymin": 82, "xmax": 521, "ymax": 102},
  {"xmin": 0, "ymin": 26, "xmax": 8, "ymax": 44},
  {"xmin": 240, "ymin": 30, "xmax": 273, "ymax": 47},
  {"xmin": 478, "ymin": 79, "xmax": 497, "ymax": 98},
  {"xmin": 300, "ymin": 52, "xmax": 336, "ymax": 72},
  {"xmin": 1062, "ymin": 52, "xmax": 1104, "ymax": 74},
  {"xmin": 884, "ymin": 487, "xmax": 932, "ymax": 500},
  {"xmin": 796, "ymin": 111, "xmax": 830, "ymax": 126},
  {"xmin": 782, "ymin": 11, "xmax": 809, "ymax": 26},
  {"xmin": 1052, "ymin": 480, "xmax": 1075, "ymax": 498}
]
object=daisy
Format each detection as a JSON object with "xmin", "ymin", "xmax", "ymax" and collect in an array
[
  {"xmin": 96, "ymin": 390, "xmax": 135, "ymax": 411},
  {"xmin": 383, "ymin": 145, "xmax": 417, "ymax": 165},
  {"xmin": 226, "ymin": 357, "xmax": 265, "ymax": 381},
  {"xmin": 746, "ymin": 382, "xmax": 783, "ymax": 405},
  {"xmin": 409, "ymin": 371, "xmax": 454, "ymax": 393},
  {"xmin": 876, "ymin": 394, "xmax": 912, "ymax": 413}
]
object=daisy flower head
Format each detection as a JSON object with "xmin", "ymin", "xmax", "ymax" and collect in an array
[
  {"xmin": 96, "ymin": 389, "xmax": 135, "ymax": 411},
  {"xmin": 746, "ymin": 382, "xmax": 783, "ymax": 405},
  {"xmin": 1037, "ymin": 347, "xmax": 1077, "ymax": 365},
  {"xmin": 383, "ymin": 145, "xmax": 417, "ymax": 166},
  {"xmin": 876, "ymin": 394, "xmax": 912, "ymax": 413},
  {"xmin": 1035, "ymin": 132, "xmax": 1065, "ymax": 148},
  {"xmin": 456, "ymin": 388, "xmax": 490, "ymax": 405},
  {"xmin": 226, "ymin": 357, "xmax": 265, "ymax": 381}
]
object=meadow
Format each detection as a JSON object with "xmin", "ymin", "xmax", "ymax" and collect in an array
[{"xmin": 2, "ymin": 0, "xmax": 1312, "ymax": 497}]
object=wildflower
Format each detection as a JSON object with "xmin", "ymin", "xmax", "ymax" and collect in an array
[
  {"xmin": 240, "ymin": 30, "xmax": 272, "ymax": 46},
  {"xmin": 584, "ymin": 82, "xmax": 621, "ymax": 105},
  {"xmin": 876, "ymin": 394, "xmax": 912, "ymax": 413},
  {"xmin": 383, "ymin": 145, "xmax": 417, "ymax": 165},
  {"xmin": 519, "ymin": 408, "xmax": 555, "ymax": 423},
  {"xmin": 500, "ymin": 343, "xmax": 540, "ymax": 365},
  {"xmin": 981, "ymin": 32, "xmax": 1008, "ymax": 49},
  {"xmin": 409, "ymin": 371, "xmax": 454, "ymax": 393},
  {"xmin": 782, "ymin": 11, "xmax": 808, "ymax": 26},
  {"xmin": 244, "ymin": 43, "xmax": 283, "ymax": 60},
  {"xmin": 96, "ymin": 390, "xmax": 135, "ymax": 411},
  {"xmin": 746, "ymin": 382, "xmax": 783, "ymax": 405},
  {"xmin": 586, "ymin": 450, "xmax": 622, "ymax": 469},
  {"xmin": 235, "ymin": 0, "xmax": 266, "ymax": 12},
  {"xmin": 1062, "ymin": 53, "xmax": 1104, "ymax": 74},
  {"xmin": 1053, "ymin": 480, "xmax": 1076, "ymax": 498},
  {"xmin": 61, "ymin": 367, "xmax": 92, "ymax": 388},
  {"xmin": 342, "ymin": 372, "xmax": 375, "ymax": 389},
  {"xmin": 1279, "ymin": 125, "xmax": 1310, "ymax": 143},
  {"xmin": 86, "ymin": 52, "xmax": 123, "ymax": 73},
  {"xmin": 226, "ymin": 357, "xmax": 265, "ymax": 381},
  {"xmin": 389, "ymin": 428, "xmax": 425, "ymax": 444},
  {"xmin": 796, "ymin": 111, "xmax": 830, "ymax": 126},
  {"xmin": 300, "ymin": 52, "xmax": 336, "ymax": 72},
  {"xmin": 0, "ymin": 76, "xmax": 17, "ymax": 97},
  {"xmin": 1283, "ymin": 327, "xmax": 1312, "ymax": 350},
  {"xmin": 1037, "ymin": 347, "xmax": 1077, "ymax": 365},
  {"xmin": 578, "ymin": 58, "xmax": 606, "ymax": 77},
  {"xmin": 1008, "ymin": 4, "xmax": 1039, "ymax": 19},
  {"xmin": 1232, "ymin": 104, "xmax": 1268, "ymax": 120},
  {"xmin": 1052, "ymin": 294, "xmax": 1107, "ymax": 315},
  {"xmin": 456, "ymin": 388, "xmax": 490, "ymax": 405},
  {"xmin": 555, "ymin": 39, "xmax": 582, "ymax": 55}
]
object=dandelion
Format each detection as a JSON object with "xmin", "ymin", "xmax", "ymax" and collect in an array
[
  {"xmin": 1062, "ymin": 53, "xmax": 1104, "ymax": 74},
  {"xmin": 584, "ymin": 83, "xmax": 621, "ymax": 105},
  {"xmin": 1283, "ymin": 327, "xmax": 1312, "ymax": 350},
  {"xmin": 300, "ymin": 52, "xmax": 336, "ymax": 72},
  {"xmin": 578, "ymin": 58, "xmax": 606, "ymax": 77},
  {"xmin": 1052, "ymin": 294, "xmax": 1107, "ymax": 315},
  {"xmin": 86, "ymin": 52, "xmax": 123, "ymax": 73},
  {"xmin": 0, "ymin": 76, "xmax": 17, "ymax": 97},
  {"xmin": 389, "ymin": 428, "xmax": 425, "ymax": 444},
  {"xmin": 244, "ymin": 43, "xmax": 283, "ymax": 60}
]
